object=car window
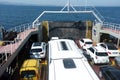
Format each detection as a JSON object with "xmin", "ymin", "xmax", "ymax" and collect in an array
[
  {"xmin": 43, "ymin": 46, "xmax": 45, "ymax": 50},
  {"xmin": 89, "ymin": 48, "xmax": 94, "ymax": 53},
  {"xmin": 113, "ymin": 71, "xmax": 120, "ymax": 80},
  {"xmin": 106, "ymin": 71, "xmax": 116, "ymax": 80},
  {"xmin": 33, "ymin": 42, "xmax": 41, "ymax": 46},
  {"xmin": 96, "ymin": 52, "xmax": 108, "ymax": 56},
  {"xmin": 21, "ymin": 70, "xmax": 36, "ymax": 78},
  {"xmin": 85, "ymin": 42, "xmax": 92, "ymax": 44},
  {"xmin": 100, "ymin": 44, "xmax": 106, "ymax": 48},
  {"xmin": 107, "ymin": 44, "xmax": 117, "ymax": 50},
  {"xmin": 81, "ymin": 40, "xmax": 84, "ymax": 43}
]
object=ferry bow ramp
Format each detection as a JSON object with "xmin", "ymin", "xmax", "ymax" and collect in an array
[{"xmin": 42, "ymin": 21, "xmax": 92, "ymax": 40}]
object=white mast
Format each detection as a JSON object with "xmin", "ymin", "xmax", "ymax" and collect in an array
[{"xmin": 68, "ymin": 0, "xmax": 70, "ymax": 12}]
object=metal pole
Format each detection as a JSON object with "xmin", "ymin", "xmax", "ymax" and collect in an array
[
  {"xmin": 11, "ymin": 42, "xmax": 12, "ymax": 55},
  {"xmin": 67, "ymin": 0, "xmax": 70, "ymax": 12},
  {"xmin": 5, "ymin": 51, "xmax": 7, "ymax": 61},
  {"xmin": 117, "ymin": 38, "xmax": 119, "ymax": 48}
]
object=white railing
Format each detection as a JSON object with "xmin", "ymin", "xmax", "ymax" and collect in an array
[
  {"xmin": 0, "ymin": 22, "xmax": 38, "ymax": 67},
  {"xmin": 102, "ymin": 22, "xmax": 120, "ymax": 32},
  {"xmin": 32, "ymin": 2, "xmax": 105, "ymax": 28},
  {"xmin": 0, "ymin": 53, "xmax": 11, "ymax": 67},
  {"xmin": 7, "ymin": 23, "xmax": 33, "ymax": 33}
]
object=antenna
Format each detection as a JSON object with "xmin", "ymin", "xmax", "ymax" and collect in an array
[
  {"xmin": 68, "ymin": 0, "xmax": 70, "ymax": 12},
  {"xmin": 61, "ymin": 0, "xmax": 77, "ymax": 12}
]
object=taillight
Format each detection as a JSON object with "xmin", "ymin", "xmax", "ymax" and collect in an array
[
  {"xmin": 108, "ymin": 52, "xmax": 111, "ymax": 54},
  {"xmin": 84, "ymin": 44, "xmax": 86, "ymax": 46}
]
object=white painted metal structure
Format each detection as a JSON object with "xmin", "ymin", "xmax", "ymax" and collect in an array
[
  {"xmin": 32, "ymin": 0, "xmax": 104, "ymax": 27},
  {"xmin": 32, "ymin": 0, "xmax": 120, "ymax": 47},
  {"xmin": 48, "ymin": 39, "xmax": 100, "ymax": 80}
]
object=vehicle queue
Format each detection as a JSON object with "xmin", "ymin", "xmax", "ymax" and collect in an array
[{"xmin": 19, "ymin": 37, "xmax": 120, "ymax": 80}]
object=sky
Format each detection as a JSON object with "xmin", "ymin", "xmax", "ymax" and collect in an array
[{"xmin": 0, "ymin": 0, "xmax": 120, "ymax": 6}]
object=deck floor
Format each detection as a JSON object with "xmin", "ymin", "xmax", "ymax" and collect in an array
[{"xmin": 0, "ymin": 28, "xmax": 38, "ymax": 65}]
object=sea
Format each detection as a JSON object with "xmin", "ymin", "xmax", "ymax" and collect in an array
[{"xmin": 0, "ymin": 4, "xmax": 120, "ymax": 30}]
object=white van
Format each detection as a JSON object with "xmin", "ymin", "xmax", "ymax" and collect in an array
[{"xmin": 48, "ymin": 39, "xmax": 100, "ymax": 80}]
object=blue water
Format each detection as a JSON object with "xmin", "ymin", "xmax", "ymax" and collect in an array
[{"xmin": 0, "ymin": 4, "xmax": 120, "ymax": 29}]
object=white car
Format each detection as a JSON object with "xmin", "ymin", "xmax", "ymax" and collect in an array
[
  {"xmin": 79, "ymin": 38, "xmax": 93, "ymax": 50},
  {"xmin": 86, "ymin": 46, "xmax": 109, "ymax": 64},
  {"xmin": 97, "ymin": 43, "xmax": 120, "ymax": 57},
  {"xmin": 30, "ymin": 42, "xmax": 46, "ymax": 59}
]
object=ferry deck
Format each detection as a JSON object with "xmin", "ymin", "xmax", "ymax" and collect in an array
[{"xmin": 0, "ymin": 2, "xmax": 120, "ymax": 80}]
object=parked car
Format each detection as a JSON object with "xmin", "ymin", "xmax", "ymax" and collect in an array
[
  {"xmin": 30, "ymin": 42, "xmax": 46, "ymax": 59},
  {"xmin": 86, "ymin": 46, "xmax": 109, "ymax": 64},
  {"xmin": 97, "ymin": 42, "xmax": 120, "ymax": 57},
  {"xmin": 51, "ymin": 37, "xmax": 59, "ymax": 40},
  {"xmin": 20, "ymin": 59, "xmax": 41, "ymax": 80},
  {"xmin": 99, "ymin": 65, "xmax": 120, "ymax": 80},
  {"xmin": 115, "ymin": 56, "xmax": 120, "ymax": 66},
  {"xmin": 79, "ymin": 38, "xmax": 93, "ymax": 50}
]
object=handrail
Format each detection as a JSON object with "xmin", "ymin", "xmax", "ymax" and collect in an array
[
  {"xmin": 102, "ymin": 22, "xmax": 120, "ymax": 32},
  {"xmin": 32, "ymin": 10, "xmax": 103, "ymax": 27},
  {"xmin": 0, "ymin": 53, "xmax": 10, "ymax": 67},
  {"xmin": 0, "ymin": 22, "xmax": 38, "ymax": 67},
  {"xmin": 6, "ymin": 23, "xmax": 33, "ymax": 33}
]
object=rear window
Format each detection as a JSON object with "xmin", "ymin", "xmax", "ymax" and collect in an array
[
  {"xmin": 85, "ymin": 42, "xmax": 92, "ymax": 44},
  {"xmin": 96, "ymin": 52, "xmax": 108, "ymax": 56},
  {"xmin": 21, "ymin": 70, "xmax": 36, "ymax": 78},
  {"xmin": 31, "ymin": 48, "xmax": 42, "ymax": 52},
  {"xmin": 107, "ymin": 44, "xmax": 117, "ymax": 50},
  {"xmin": 33, "ymin": 42, "xmax": 41, "ymax": 46}
]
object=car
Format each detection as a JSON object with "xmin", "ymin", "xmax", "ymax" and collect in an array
[
  {"xmin": 97, "ymin": 42, "xmax": 120, "ymax": 57},
  {"xmin": 115, "ymin": 56, "xmax": 120, "ymax": 66},
  {"xmin": 30, "ymin": 42, "xmax": 46, "ymax": 59},
  {"xmin": 79, "ymin": 38, "xmax": 93, "ymax": 50},
  {"xmin": 86, "ymin": 46, "xmax": 109, "ymax": 64},
  {"xmin": 51, "ymin": 37, "xmax": 59, "ymax": 40},
  {"xmin": 99, "ymin": 65, "xmax": 120, "ymax": 80},
  {"xmin": 20, "ymin": 59, "xmax": 41, "ymax": 80}
]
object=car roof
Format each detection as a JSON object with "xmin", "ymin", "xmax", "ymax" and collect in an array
[
  {"xmin": 100, "ymin": 65, "xmax": 120, "ymax": 74},
  {"xmin": 93, "ymin": 46, "xmax": 107, "ymax": 52},
  {"xmin": 82, "ymin": 38, "xmax": 92, "ymax": 42},
  {"xmin": 31, "ymin": 42, "xmax": 45, "ymax": 49}
]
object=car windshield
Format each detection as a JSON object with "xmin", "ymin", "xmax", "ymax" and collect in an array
[
  {"xmin": 85, "ymin": 42, "xmax": 92, "ymax": 44},
  {"xmin": 21, "ymin": 70, "xmax": 36, "ymax": 78},
  {"xmin": 96, "ymin": 52, "xmax": 108, "ymax": 56},
  {"xmin": 113, "ymin": 71, "xmax": 120, "ymax": 80},
  {"xmin": 107, "ymin": 44, "xmax": 117, "ymax": 50},
  {"xmin": 31, "ymin": 48, "xmax": 42, "ymax": 52}
]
